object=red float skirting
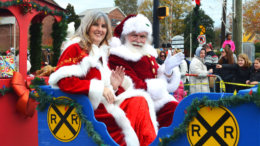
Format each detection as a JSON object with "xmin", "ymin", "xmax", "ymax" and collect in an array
[{"xmin": 0, "ymin": 77, "xmax": 48, "ymax": 146}]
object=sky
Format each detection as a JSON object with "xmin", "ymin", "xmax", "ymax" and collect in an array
[{"xmin": 54, "ymin": 0, "xmax": 240, "ymax": 28}]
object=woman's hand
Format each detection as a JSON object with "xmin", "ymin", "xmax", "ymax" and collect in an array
[
  {"xmin": 103, "ymin": 87, "xmax": 115, "ymax": 104},
  {"xmin": 216, "ymin": 64, "xmax": 222, "ymax": 69},
  {"xmin": 208, "ymin": 69, "xmax": 213, "ymax": 74},
  {"xmin": 250, "ymin": 81, "xmax": 259, "ymax": 85},
  {"xmin": 246, "ymin": 80, "xmax": 250, "ymax": 84},
  {"xmin": 110, "ymin": 66, "xmax": 125, "ymax": 90}
]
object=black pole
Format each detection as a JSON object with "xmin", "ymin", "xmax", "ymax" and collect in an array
[
  {"xmin": 153, "ymin": 0, "xmax": 159, "ymax": 48},
  {"xmin": 221, "ymin": 0, "xmax": 227, "ymax": 47},
  {"xmin": 193, "ymin": 5, "xmax": 200, "ymax": 49}
]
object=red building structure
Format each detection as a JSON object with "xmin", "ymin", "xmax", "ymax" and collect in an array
[{"xmin": 0, "ymin": 1, "xmax": 66, "ymax": 145}]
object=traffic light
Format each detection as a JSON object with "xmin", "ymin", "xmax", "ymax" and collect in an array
[{"xmin": 158, "ymin": 6, "xmax": 169, "ymax": 20}]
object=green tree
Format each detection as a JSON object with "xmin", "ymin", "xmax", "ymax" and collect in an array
[
  {"xmin": 138, "ymin": 0, "xmax": 192, "ymax": 44},
  {"xmin": 66, "ymin": 3, "xmax": 81, "ymax": 31},
  {"xmin": 183, "ymin": 8, "xmax": 215, "ymax": 54},
  {"xmin": 214, "ymin": 27, "xmax": 221, "ymax": 49},
  {"xmin": 114, "ymin": 0, "xmax": 138, "ymax": 16},
  {"xmin": 255, "ymin": 42, "xmax": 260, "ymax": 53}
]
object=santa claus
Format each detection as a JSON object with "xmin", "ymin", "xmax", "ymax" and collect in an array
[
  {"xmin": 109, "ymin": 14, "xmax": 184, "ymax": 128},
  {"xmin": 48, "ymin": 11, "xmax": 164, "ymax": 146}
]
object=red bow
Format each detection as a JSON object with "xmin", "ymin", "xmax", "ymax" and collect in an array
[
  {"xmin": 193, "ymin": 0, "xmax": 201, "ymax": 5},
  {"xmin": 11, "ymin": 72, "xmax": 36, "ymax": 117}
]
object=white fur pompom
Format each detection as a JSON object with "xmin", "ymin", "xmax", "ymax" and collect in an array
[{"xmin": 109, "ymin": 37, "xmax": 121, "ymax": 48}]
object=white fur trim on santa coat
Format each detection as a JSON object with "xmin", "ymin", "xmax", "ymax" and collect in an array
[
  {"xmin": 157, "ymin": 64, "xmax": 181, "ymax": 93},
  {"xmin": 88, "ymin": 79, "xmax": 104, "ymax": 110},
  {"xmin": 60, "ymin": 37, "xmax": 81, "ymax": 56},
  {"xmin": 145, "ymin": 78, "xmax": 177, "ymax": 111},
  {"xmin": 115, "ymin": 76, "xmax": 158, "ymax": 134},
  {"xmin": 110, "ymin": 44, "xmax": 158, "ymax": 62},
  {"xmin": 49, "ymin": 40, "xmax": 140, "ymax": 145},
  {"xmin": 109, "ymin": 37, "xmax": 121, "ymax": 48},
  {"xmin": 122, "ymin": 14, "xmax": 152, "ymax": 37}
]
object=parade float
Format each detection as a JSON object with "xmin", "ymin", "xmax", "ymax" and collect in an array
[{"xmin": 1, "ymin": 0, "xmax": 260, "ymax": 146}]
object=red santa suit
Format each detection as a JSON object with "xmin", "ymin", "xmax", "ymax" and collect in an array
[
  {"xmin": 108, "ymin": 14, "xmax": 181, "ymax": 128},
  {"xmin": 48, "ymin": 38, "xmax": 158, "ymax": 146}
]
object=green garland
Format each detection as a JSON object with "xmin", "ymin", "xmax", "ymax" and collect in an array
[
  {"xmin": 158, "ymin": 92, "xmax": 260, "ymax": 146},
  {"xmin": 29, "ymin": 23, "xmax": 43, "ymax": 72},
  {"xmin": 51, "ymin": 20, "xmax": 68, "ymax": 66},
  {"xmin": 2, "ymin": 77, "xmax": 259, "ymax": 146},
  {"xmin": 0, "ymin": 78, "xmax": 107, "ymax": 146},
  {"xmin": 0, "ymin": 0, "xmax": 66, "ymax": 19}
]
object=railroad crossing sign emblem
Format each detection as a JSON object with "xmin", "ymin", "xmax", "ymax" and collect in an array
[
  {"xmin": 47, "ymin": 96, "xmax": 81, "ymax": 142},
  {"xmin": 187, "ymin": 105, "xmax": 239, "ymax": 146}
]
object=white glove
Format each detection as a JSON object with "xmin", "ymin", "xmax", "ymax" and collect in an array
[{"xmin": 164, "ymin": 50, "xmax": 184, "ymax": 75}]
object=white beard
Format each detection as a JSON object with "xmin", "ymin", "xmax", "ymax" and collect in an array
[{"xmin": 125, "ymin": 40, "xmax": 151, "ymax": 56}]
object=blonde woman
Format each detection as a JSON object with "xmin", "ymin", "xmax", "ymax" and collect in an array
[
  {"xmin": 49, "ymin": 11, "xmax": 158, "ymax": 146},
  {"xmin": 217, "ymin": 53, "xmax": 253, "ymax": 91}
]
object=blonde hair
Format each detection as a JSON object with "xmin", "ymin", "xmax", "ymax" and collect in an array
[
  {"xmin": 174, "ymin": 48, "xmax": 182, "ymax": 54},
  {"xmin": 73, "ymin": 11, "xmax": 112, "ymax": 52},
  {"xmin": 238, "ymin": 53, "xmax": 252, "ymax": 68}
]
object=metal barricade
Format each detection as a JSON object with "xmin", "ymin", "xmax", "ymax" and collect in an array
[{"xmin": 174, "ymin": 74, "xmax": 223, "ymax": 102}]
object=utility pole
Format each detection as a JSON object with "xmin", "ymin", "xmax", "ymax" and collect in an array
[
  {"xmin": 153, "ymin": 0, "xmax": 159, "ymax": 48},
  {"xmin": 233, "ymin": 0, "xmax": 242, "ymax": 55},
  {"xmin": 221, "ymin": 0, "xmax": 227, "ymax": 47}
]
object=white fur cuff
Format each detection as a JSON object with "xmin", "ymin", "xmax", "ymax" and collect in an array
[
  {"xmin": 88, "ymin": 79, "xmax": 104, "ymax": 110},
  {"xmin": 145, "ymin": 79, "xmax": 168, "ymax": 101}
]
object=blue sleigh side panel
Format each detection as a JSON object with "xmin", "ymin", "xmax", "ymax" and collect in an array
[
  {"xmin": 150, "ymin": 87, "xmax": 260, "ymax": 146},
  {"xmin": 38, "ymin": 86, "xmax": 119, "ymax": 146}
]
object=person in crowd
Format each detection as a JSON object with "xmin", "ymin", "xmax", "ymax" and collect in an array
[
  {"xmin": 208, "ymin": 42, "xmax": 213, "ymax": 50},
  {"xmin": 189, "ymin": 47, "xmax": 212, "ymax": 94},
  {"xmin": 161, "ymin": 43, "xmax": 167, "ymax": 51},
  {"xmin": 159, "ymin": 51, "xmax": 167, "ymax": 62},
  {"xmin": 109, "ymin": 14, "xmax": 183, "ymax": 134},
  {"xmin": 167, "ymin": 43, "xmax": 173, "ymax": 52},
  {"xmin": 246, "ymin": 58, "xmax": 260, "ymax": 85},
  {"xmin": 48, "ymin": 11, "xmax": 160, "ymax": 146},
  {"xmin": 203, "ymin": 44, "xmax": 218, "ymax": 92},
  {"xmin": 173, "ymin": 80, "xmax": 186, "ymax": 102},
  {"xmin": 216, "ymin": 53, "xmax": 252, "ymax": 91},
  {"xmin": 203, "ymin": 44, "xmax": 218, "ymax": 73},
  {"xmin": 215, "ymin": 47, "xmax": 235, "ymax": 93},
  {"xmin": 15, "ymin": 50, "xmax": 31, "ymax": 74},
  {"xmin": 172, "ymin": 48, "xmax": 188, "ymax": 83},
  {"xmin": 46, "ymin": 48, "xmax": 51, "ymax": 65},
  {"xmin": 222, "ymin": 33, "xmax": 235, "ymax": 52},
  {"xmin": 219, "ymin": 44, "xmax": 237, "ymax": 63}
]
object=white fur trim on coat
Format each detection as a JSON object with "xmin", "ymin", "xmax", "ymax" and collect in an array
[
  {"xmin": 110, "ymin": 44, "xmax": 158, "ymax": 62},
  {"xmin": 145, "ymin": 78, "xmax": 177, "ymax": 111},
  {"xmin": 88, "ymin": 79, "xmax": 104, "ymax": 110},
  {"xmin": 122, "ymin": 14, "xmax": 152, "ymax": 37},
  {"xmin": 115, "ymin": 76, "xmax": 158, "ymax": 134},
  {"xmin": 61, "ymin": 37, "xmax": 81, "ymax": 56},
  {"xmin": 109, "ymin": 37, "xmax": 121, "ymax": 48}
]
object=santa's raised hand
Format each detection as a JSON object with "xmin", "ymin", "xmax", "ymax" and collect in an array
[{"xmin": 164, "ymin": 50, "xmax": 184, "ymax": 76}]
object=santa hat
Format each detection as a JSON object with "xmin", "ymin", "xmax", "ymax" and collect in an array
[{"xmin": 109, "ymin": 14, "xmax": 152, "ymax": 48}]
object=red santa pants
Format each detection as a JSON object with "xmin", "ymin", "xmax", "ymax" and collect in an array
[
  {"xmin": 94, "ymin": 96, "xmax": 156, "ymax": 146},
  {"xmin": 156, "ymin": 101, "xmax": 179, "ymax": 129}
]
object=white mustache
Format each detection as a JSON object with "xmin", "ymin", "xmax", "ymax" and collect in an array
[{"xmin": 131, "ymin": 42, "xmax": 144, "ymax": 47}]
